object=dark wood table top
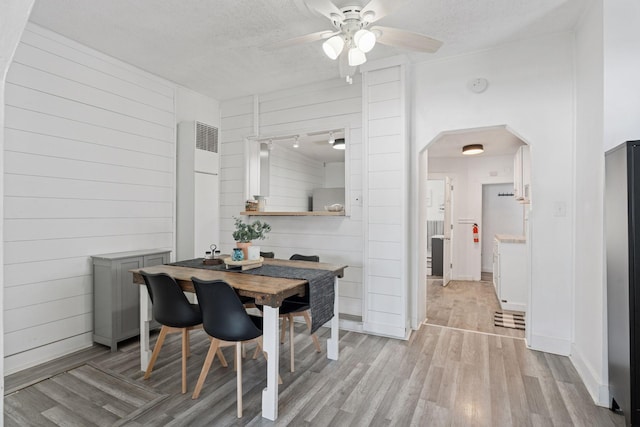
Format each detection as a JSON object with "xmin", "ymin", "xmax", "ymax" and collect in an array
[{"xmin": 131, "ymin": 258, "xmax": 347, "ymax": 307}]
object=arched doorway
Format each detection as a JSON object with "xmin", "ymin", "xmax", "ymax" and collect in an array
[{"xmin": 417, "ymin": 125, "xmax": 532, "ymax": 338}]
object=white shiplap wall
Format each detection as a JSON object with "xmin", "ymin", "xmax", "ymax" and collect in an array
[
  {"xmin": 3, "ymin": 24, "xmax": 175, "ymax": 373},
  {"xmin": 220, "ymin": 79, "xmax": 364, "ymax": 317},
  {"xmin": 362, "ymin": 64, "xmax": 408, "ymax": 338},
  {"xmin": 267, "ymin": 145, "xmax": 323, "ymax": 211}
]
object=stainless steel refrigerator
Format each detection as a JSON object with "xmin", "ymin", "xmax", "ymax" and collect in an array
[{"xmin": 606, "ymin": 140, "xmax": 640, "ymax": 426}]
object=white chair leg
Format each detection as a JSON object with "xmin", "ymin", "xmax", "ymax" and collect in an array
[{"xmin": 236, "ymin": 342, "xmax": 243, "ymax": 418}]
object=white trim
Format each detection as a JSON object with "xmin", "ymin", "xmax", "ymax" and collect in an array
[
  {"xmin": 360, "ymin": 70, "xmax": 370, "ymax": 327},
  {"xmin": 363, "ymin": 321, "xmax": 410, "ymax": 340},
  {"xmin": 360, "ymin": 54, "xmax": 409, "ymax": 73},
  {"xmin": 501, "ymin": 301, "xmax": 527, "ymax": 312},
  {"xmin": 527, "ymin": 333, "xmax": 571, "ymax": 356},
  {"xmin": 400, "ymin": 62, "xmax": 410, "ymax": 333},
  {"xmin": 426, "ymin": 322, "xmax": 526, "ymax": 341},
  {"xmin": 570, "ymin": 343, "xmax": 610, "ymax": 407}
]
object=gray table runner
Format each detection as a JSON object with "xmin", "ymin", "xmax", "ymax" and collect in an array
[{"xmin": 168, "ymin": 259, "xmax": 335, "ymax": 333}]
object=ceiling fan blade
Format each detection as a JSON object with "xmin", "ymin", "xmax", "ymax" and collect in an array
[
  {"xmin": 265, "ymin": 30, "xmax": 337, "ymax": 50},
  {"xmin": 360, "ymin": 0, "xmax": 408, "ymax": 23},
  {"xmin": 303, "ymin": 0, "xmax": 344, "ymax": 20},
  {"xmin": 371, "ymin": 26, "xmax": 443, "ymax": 53}
]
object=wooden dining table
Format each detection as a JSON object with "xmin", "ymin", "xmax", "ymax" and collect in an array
[{"xmin": 130, "ymin": 257, "xmax": 347, "ymax": 421}]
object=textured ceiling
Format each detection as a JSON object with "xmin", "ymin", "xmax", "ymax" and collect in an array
[
  {"xmin": 28, "ymin": 0, "xmax": 586, "ymax": 100},
  {"xmin": 427, "ymin": 126, "xmax": 525, "ymax": 158}
]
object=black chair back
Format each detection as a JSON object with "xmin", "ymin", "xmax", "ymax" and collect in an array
[
  {"xmin": 289, "ymin": 254, "xmax": 319, "ymax": 262},
  {"xmin": 260, "ymin": 251, "xmax": 275, "ymax": 258},
  {"xmin": 141, "ymin": 272, "xmax": 201, "ymax": 328},
  {"xmin": 192, "ymin": 278, "xmax": 262, "ymax": 342}
]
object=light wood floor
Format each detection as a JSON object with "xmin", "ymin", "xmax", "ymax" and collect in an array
[
  {"xmin": 4, "ymin": 322, "xmax": 623, "ymax": 426},
  {"xmin": 426, "ymin": 276, "xmax": 525, "ymax": 339}
]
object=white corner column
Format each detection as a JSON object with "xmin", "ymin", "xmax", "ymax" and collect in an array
[{"xmin": 360, "ymin": 56, "xmax": 411, "ymax": 339}]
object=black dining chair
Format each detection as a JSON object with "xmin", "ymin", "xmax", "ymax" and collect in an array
[
  {"xmin": 191, "ymin": 278, "xmax": 270, "ymax": 417},
  {"xmin": 140, "ymin": 271, "xmax": 227, "ymax": 394}
]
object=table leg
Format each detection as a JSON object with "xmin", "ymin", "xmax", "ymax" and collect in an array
[
  {"xmin": 327, "ymin": 276, "xmax": 339, "ymax": 360},
  {"xmin": 261, "ymin": 305, "xmax": 279, "ymax": 420},
  {"xmin": 139, "ymin": 286, "xmax": 152, "ymax": 371}
]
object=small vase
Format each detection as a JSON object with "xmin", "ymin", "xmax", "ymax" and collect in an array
[
  {"xmin": 247, "ymin": 245, "xmax": 260, "ymax": 261},
  {"xmin": 236, "ymin": 241, "xmax": 252, "ymax": 260},
  {"xmin": 232, "ymin": 248, "xmax": 244, "ymax": 261}
]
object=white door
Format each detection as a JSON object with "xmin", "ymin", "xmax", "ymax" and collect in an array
[{"xmin": 443, "ymin": 177, "xmax": 453, "ymax": 286}]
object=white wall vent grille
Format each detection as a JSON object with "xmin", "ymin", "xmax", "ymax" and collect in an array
[{"xmin": 195, "ymin": 121, "xmax": 218, "ymax": 153}]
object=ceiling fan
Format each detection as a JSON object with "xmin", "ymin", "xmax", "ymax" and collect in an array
[{"xmin": 272, "ymin": 0, "xmax": 443, "ymax": 83}]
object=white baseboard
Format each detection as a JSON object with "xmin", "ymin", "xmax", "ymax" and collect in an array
[
  {"xmin": 501, "ymin": 301, "xmax": 527, "ymax": 312},
  {"xmin": 339, "ymin": 317, "xmax": 364, "ymax": 333},
  {"xmin": 363, "ymin": 321, "xmax": 408, "ymax": 340},
  {"xmin": 570, "ymin": 343, "xmax": 610, "ymax": 407},
  {"xmin": 527, "ymin": 333, "xmax": 571, "ymax": 356}
]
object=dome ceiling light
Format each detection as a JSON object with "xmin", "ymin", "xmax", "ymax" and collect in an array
[{"xmin": 462, "ymin": 144, "xmax": 484, "ymax": 155}]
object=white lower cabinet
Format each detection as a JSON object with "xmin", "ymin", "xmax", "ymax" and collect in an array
[{"xmin": 493, "ymin": 236, "xmax": 527, "ymax": 312}]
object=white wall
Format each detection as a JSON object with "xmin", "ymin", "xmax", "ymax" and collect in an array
[
  {"xmin": 602, "ymin": 0, "xmax": 640, "ymax": 152},
  {"xmin": 3, "ymin": 24, "xmax": 176, "ymax": 373},
  {"xmin": 571, "ymin": 0, "xmax": 640, "ymax": 407},
  {"xmin": 175, "ymin": 87, "xmax": 221, "ymax": 259},
  {"xmin": 428, "ymin": 155, "xmax": 516, "ymax": 281},
  {"xmin": 324, "ymin": 161, "xmax": 345, "ymax": 188},
  {"xmin": 267, "ymin": 146, "xmax": 323, "ymax": 211},
  {"xmin": 426, "ymin": 179, "xmax": 444, "ymax": 221},
  {"xmin": 482, "ymin": 183, "xmax": 523, "ymax": 272},
  {"xmin": 1, "ymin": 0, "xmax": 36, "ymax": 406},
  {"xmin": 220, "ymin": 79, "xmax": 364, "ymax": 317},
  {"xmin": 414, "ymin": 34, "xmax": 575, "ymax": 355},
  {"xmin": 573, "ymin": 0, "xmax": 606, "ymax": 406}
]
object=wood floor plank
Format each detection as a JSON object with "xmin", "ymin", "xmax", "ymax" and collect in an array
[
  {"xmin": 4, "ymin": 312, "xmax": 624, "ymax": 426},
  {"xmin": 487, "ymin": 334, "xmax": 513, "ymax": 426},
  {"xmin": 522, "ymin": 375, "xmax": 552, "ymax": 418},
  {"xmin": 34, "ymin": 377, "xmax": 121, "ymax": 426}
]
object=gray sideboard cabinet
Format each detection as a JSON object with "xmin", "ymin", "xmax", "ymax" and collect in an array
[{"xmin": 92, "ymin": 249, "xmax": 171, "ymax": 351}]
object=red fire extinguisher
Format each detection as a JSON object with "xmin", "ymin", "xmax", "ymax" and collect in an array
[{"xmin": 473, "ymin": 223, "xmax": 479, "ymax": 243}]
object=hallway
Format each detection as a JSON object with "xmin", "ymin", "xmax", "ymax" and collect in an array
[{"xmin": 426, "ymin": 277, "xmax": 525, "ymax": 339}]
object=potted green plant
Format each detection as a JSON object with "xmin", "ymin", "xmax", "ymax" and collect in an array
[{"xmin": 232, "ymin": 217, "xmax": 271, "ymax": 259}]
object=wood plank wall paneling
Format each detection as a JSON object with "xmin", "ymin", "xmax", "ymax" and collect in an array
[
  {"xmin": 363, "ymin": 65, "xmax": 407, "ymax": 338},
  {"xmin": 3, "ymin": 24, "xmax": 176, "ymax": 373},
  {"xmin": 220, "ymin": 78, "xmax": 364, "ymax": 317}
]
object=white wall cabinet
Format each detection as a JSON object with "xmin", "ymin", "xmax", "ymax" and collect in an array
[
  {"xmin": 92, "ymin": 249, "xmax": 170, "ymax": 351},
  {"xmin": 493, "ymin": 236, "xmax": 527, "ymax": 312},
  {"xmin": 513, "ymin": 145, "xmax": 531, "ymax": 204}
]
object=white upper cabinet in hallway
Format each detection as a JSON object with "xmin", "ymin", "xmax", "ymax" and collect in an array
[{"xmin": 513, "ymin": 145, "xmax": 531, "ymax": 204}]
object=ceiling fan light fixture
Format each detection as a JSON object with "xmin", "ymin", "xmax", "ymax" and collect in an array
[
  {"xmin": 348, "ymin": 47, "xmax": 366, "ymax": 66},
  {"xmin": 328, "ymin": 131, "xmax": 335, "ymax": 144},
  {"xmin": 332, "ymin": 138, "xmax": 345, "ymax": 150},
  {"xmin": 354, "ymin": 29, "xmax": 376, "ymax": 53},
  {"xmin": 462, "ymin": 144, "xmax": 484, "ymax": 155},
  {"xmin": 322, "ymin": 35, "xmax": 344, "ymax": 60}
]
